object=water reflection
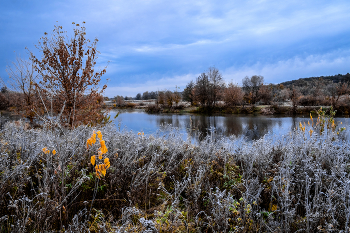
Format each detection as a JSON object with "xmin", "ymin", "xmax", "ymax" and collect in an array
[{"xmin": 109, "ymin": 110, "xmax": 350, "ymax": 142}]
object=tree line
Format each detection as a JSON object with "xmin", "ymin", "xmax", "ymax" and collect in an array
[{"xmin": 115, "ymin": 67, "xmax": 350, "ymax": 114}]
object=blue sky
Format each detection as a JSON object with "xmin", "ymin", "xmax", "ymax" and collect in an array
[{"xmin": 1, "ymin": 0, "xmax": 350, "ymax": 97}]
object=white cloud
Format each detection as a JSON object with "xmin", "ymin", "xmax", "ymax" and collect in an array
[
  {"xmin": 104, "ymin": 73, "xmax": 197, "ymax": 97},
  {"xmin": 104, "ymin": 48, "xmax": 350, "ymax": 97},
  {"xmin": 222, "ymin": 49, "xmax": 350, "ymax": 85}
]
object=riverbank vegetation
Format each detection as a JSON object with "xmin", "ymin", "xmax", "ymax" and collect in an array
[
  {"xmin": 0, "ymin": 109, "xmax": 349, "ymax": 232},
  {"xmin": 110, "ymin": 70, "xmax": 350, "ymax": 116}
]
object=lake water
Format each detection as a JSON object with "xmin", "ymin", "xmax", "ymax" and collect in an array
[{"xmin": 109, "ymin": 109, "xmax": 350, "ymax": 142}]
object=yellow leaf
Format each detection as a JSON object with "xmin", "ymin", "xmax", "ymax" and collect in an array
[
  {"xmin": 104, "ymin": 157, "xmax": 110, "ymax": 169},
  {"xmin": 91, "ymin": 155, "xmax": 96, "ymax": 165},
  {"xmin": 86, "ymin": 138, "xmax": 92, "ymax": 149},
  {"xmin": 99, "ymin": 164, "xmax": 106, "ymax": 176},
  {"xmin": 95, "ymin": 170, "xmax": 100, "ymax": 179},
  {"xmin": 97, "ymin": 131, "xmax": 102, "ymax": 140},
  {"xmin": 269, "ymin": 203, "xmax": 278, "ymax": 212},
  {"xmin": 101, "ymin": 167, "xmax": 106, "ymax": 176},
  {"xmin": 42, "ymin": 147, "xmax": 50, "ymax": 154}
]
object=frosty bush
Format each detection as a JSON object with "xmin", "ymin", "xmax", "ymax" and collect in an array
[{"xmin": 0, "ymin": 112, "xmax": 349, "ymax": 232}]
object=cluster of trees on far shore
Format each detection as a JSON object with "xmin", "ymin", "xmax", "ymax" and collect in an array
[{"xmin": 111, "ymin": 68, "xmax": 350, "ymax": 113}]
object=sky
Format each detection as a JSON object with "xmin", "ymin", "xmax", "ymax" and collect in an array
[{"xmin": 0, "ymin": 0, "xmax": 350, "ymax": 97}]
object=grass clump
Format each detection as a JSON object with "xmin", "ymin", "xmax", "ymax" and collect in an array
[{"xmin": 0, "ymin": 109, "xmax": 349, "ymax": 232}]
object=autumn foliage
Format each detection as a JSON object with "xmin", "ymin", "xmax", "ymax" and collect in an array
[{"xmin": 30, "ymin": 22, "xmax": 107, "ymax": 127}]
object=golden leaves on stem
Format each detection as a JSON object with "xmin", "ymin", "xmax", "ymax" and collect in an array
[
  {"xmin": 42, "ymin": 147, "xmax": 57, "ymax": 155},
  {"xmin": 86, "ymin": 130, "xmax": 109, "ymax": 178}
]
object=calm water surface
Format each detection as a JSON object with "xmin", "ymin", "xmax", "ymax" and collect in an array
[{"xmin": 109, "ymin": 109, "xmax": 350, "ymax": 142}]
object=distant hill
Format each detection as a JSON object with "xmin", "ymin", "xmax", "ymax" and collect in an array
[{"xmin": 280, "ymin": 73, "xmax": 350, "ymax": 88}]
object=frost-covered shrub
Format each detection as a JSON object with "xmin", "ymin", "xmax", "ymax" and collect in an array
[{"xmin": 0, "ymin": 114, "xmax": 349, "ymax": 232}]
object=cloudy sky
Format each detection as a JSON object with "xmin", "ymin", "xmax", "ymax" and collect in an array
[{"xmin": 1, "ymin": 0, "xmax": 350, "ymax": 97}]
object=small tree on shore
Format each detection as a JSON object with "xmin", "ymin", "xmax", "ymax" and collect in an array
[
  {"xmin": 224, "ymin": 83, "xmax": 244, "ymax": 106},
  {"xmin": 329, "ymin": 82, "xmax": 349, "ymax": 107},
  {"xmin": 183, "ymin": 80, "xmax": 195, "ymax": 105},
  {"xmin": 242, "ymin": 75, "xmax": 264, "ymax": 104},
  {"xmin": 289, "ymin": 86, "xmax": 301, "ymax": 114},
  {"xmin": 193, "ymin": 67, "xmax": 224, "ymax": 108},
  {"xmin": 30, "ymin": 23, "xmax": 107, "ymax": 127}
]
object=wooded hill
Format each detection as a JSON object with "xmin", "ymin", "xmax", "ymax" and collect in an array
[{"xmin": 280, "ymin": 73, "xmax": 350, "ymax": 88}]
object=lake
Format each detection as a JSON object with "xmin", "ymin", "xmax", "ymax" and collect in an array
[{"xmin": 109, "ymin": 109, "xmax": 350, "ymax": 142}]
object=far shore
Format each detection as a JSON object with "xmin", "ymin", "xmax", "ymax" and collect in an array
[{"xmin": 103, "ymin": 99, "xmax": 350, "ymax": 116}]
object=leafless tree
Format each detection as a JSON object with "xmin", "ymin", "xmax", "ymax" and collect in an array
[
  {"xmin": 242, "ymin": 75, "xmax": 264, "ymax": 104},
  {"xmin": 6, "ymin": 55, "xmax": 39, "ymax": 120},
  {"xmin": 194, "ymin": 67, "xmax": 224, "ymax": 107},
  {"xmin": 194, "ymin": 73, "xmax": 210, "ymax": 107},
  {"xmin": 289, "ymin": 86, "xmax": 301, "ymax": 114},
  {"xmin": 207, "ymin": 67, "xmax": 225, "ymax": 106},
  {"xmin": 258, "ymin": 84, "xmax": 273, "ymax": 104},
  {"xmin": 224, "ymin": 83, "xmax": 244, "ymax": 106},
  {"xmin": 183, "ymin": 81, "xmax": 195, "ymax": 105},
  {"xmin": 329, "ymin": 82, "xmax": 349, "ymax": 107}
]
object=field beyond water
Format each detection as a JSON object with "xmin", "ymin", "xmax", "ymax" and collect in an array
[{"xmin": 0, "ymin": 113, "xmax": 350, "ymax": 232}]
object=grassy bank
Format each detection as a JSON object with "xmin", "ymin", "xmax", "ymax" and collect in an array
[
  {"xmin": 189, "ymin": 105, "xmax": 350, "ymax": 116},
  {"xmin": 0, "ymin": 113, "xmax": 349, "ymax": 232}
]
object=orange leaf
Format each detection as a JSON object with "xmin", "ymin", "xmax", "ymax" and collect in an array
[
  {"xmin": 97, "ymin": 131, "xmax": 102, "ymax": 140},
  {"xmin": 91, "ymin": 155, "xmax": 96, "ymax": 165}
]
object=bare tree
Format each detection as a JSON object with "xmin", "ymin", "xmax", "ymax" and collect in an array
[
  {"xmin": 116, "ymin": 95, "xmax": 125, "ymax": 106},
  {"xmin": 258, "ymin": 84, "xmax": 273, "ymax": 104},
  {"xmin": 142, "ymin": 91, "xmax": 149, "ymax": 100},
  {"xmin": 289, "ymin": 86, "xmax": 301, "ymax": 114},
  {"xmin": 194, "ymin": 73, "xmax": 210, "ymax": 107},
  {"xmin": 165, "ymin": 90, "xmax": 174, "ymax": 107},
  {"xmin": 183, "ymin": 80, "xmax": 195, "ymax": 105},
  {"xmin": 242, "ymin": 75, "xmax": 264, "ymax": 104},
  {"xmin": 157, "ymin": 91, "xmax": 165, "ymax": 106},
  {"xmin": 207, "ymin": 67, "xmax": 224, "ymax": 107},
  {"xmin": 193, "ymin": 67, "xmax": 224, "ymax": 108},
  {"xmin": 329, "ymin": 82, "xmax": 349, "ymax": 107},
  {"xmin": 224, "ymin": 83, "xmax": 244, "ymax": 106},
  {"xmin": 6, "ymin": 55, "xmax": 39, "ymax": 120}
]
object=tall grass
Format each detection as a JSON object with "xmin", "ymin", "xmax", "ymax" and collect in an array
[{"xmin": 0, "ymin": 112, "xmax": 349, "ymax": 232}]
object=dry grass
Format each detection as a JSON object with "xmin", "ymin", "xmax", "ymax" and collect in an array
[{"xmin": 0, "ymin": 110, "xmax": 349, "ymax": 232}]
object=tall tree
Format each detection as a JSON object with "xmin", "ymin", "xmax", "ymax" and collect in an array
[
  {"xmin": 224, "ymin": 83, "xmax": 244, "ymax": 106},
  {"xmin": 207, "ymin": 67, "xmax": 224, "ymax": 107},
  {"xmin": 329, "ymin": 82, "xmax": 349, "ymax": 107},
  {"xmin": 183, "ymin": 80, "xmax": 195, "ymax": 105},
  {"xmin": 289, "ymin": 86, "xmax": 301, "ymax": 114},
  {"xmin": 194, "ymin": 67, "xmax": 224, "ymax": 107},
  {"xmin": 142, "ymin": 91, "xmax": 149, "ymax": 100},
  {"xmin": 258, "ymin": 84, "xmax": 273, "ymax": 104},
  {"xmin": 242, "ymin": 75, "xmax": 264, "ymax": 104},
  {"xmin": 30, "ymin": 23, "xmax": 107, "ymax": 127},
  {"xmin": 194, "ymin": 73, "xmax": 210, "ymax": 107}
]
